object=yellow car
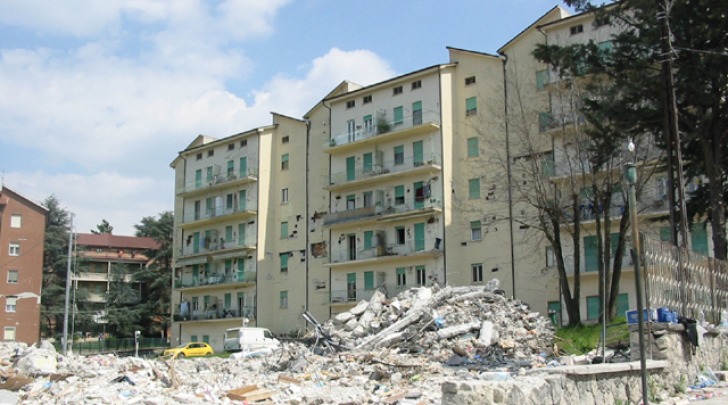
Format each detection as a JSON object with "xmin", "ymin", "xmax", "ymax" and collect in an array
[{"xmin": 164, "ymin": 342, "xmax": 214, "ymax": 358}]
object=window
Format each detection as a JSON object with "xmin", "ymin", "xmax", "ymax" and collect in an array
[
  {"xmin": 412, "ymin": 101, "xmax": 422, "ymax": 125},
  {"xmin": 466, "ymin": 97, "xmax": 477, "ymax": 116},
  {"xmin": 207, "ymin": 149, "xmax": 214, "ymax": 157},
  {"xmin": 393, "ymin": 86, "xmax": 403, "ymax": 95},
  {"xmin": 280, "ymin": 291, "xmax": 288, "ymax": 308},
  {"xmin": 547, "ymin": 301, "xmax": 562, "ymax": 326},
  {"xmin": 227, "ymin": 160, "xmax": 234, "ymax": 176},
  {"xmin": 228, "ymin": 143, "xmax": 235, "ymax": 151},
  {"xmin": 7, "ymin": 270, "xmax": 18, "ymax": 284},
  {"xmin": 465, "ymin": 76, "xmax": 476, "ymax": 85},
  {"xmin": 467, "ymin": 137, "xmax": 479, "ymax": 157},
  {"xmin": 226, "ymin": 193, "xmax": 234, "ymax": 210},
  {"xmin": 570, "ymin": 24, "xmax": 584, "ymax": 35},
  {"xmin": 192, "ymin": 297, "xmax": 199, "ymax": 311},
  {"xmin": 363, "ymin": 191, "xmax": 373, "ymax": 207},
  {"xmin": 282, "ymin": 135, "xmax": 289, "ymax": 144},
  {"xmin": 196, "ymin": 153, "xmax": 202, "ymax": 160},
  {"xmin": 281, "ymin": 222, "xmax": 289, "ymax": 239},
  {"xmin": 363, "ymin": 95, "xmax": 372, "ymax": 104},
  {"xmin": 586, "ymin": 296, "xmax": 600, "ymax": 320},
  {"xmin": 691, "ymin": 223, "xmax": 709, "ymax": 255},
  {"xmin": 536, "ymin": 69, "xmax": 549, "ymax": 90},
  {"xmin": 363, "ymin": 231, "xmax": 374, "ymax": 250},
  {"xmin": 5, "ymin": 296, "xmax": 17, "ymax": 312},
  {"xmin": 9, "ymin": 243, "xmax": 19, "ymax": 256},
  {"xmin": 364, "ymin": 271, "xmax": 374, "ymax": 290},
  {"xmin": 280, "ymin": 253, "xmax": 289, "ymax": 273},
  {"xmin": 541, "ymin": 152, "xmax": 555, "ymax": 177},
  {"xmin": 659, "ymin": 226, "xmax": 672, "ymax": 242},
  {"xmin": 415, "ymin": 265, "xmax": 426, "ymax": 286},
  {"xmin": 240, "ymin": 139, "xmax": 247, "ymax": 147},
  {"xmin": 346, "ymin": 194, "xmax": 355, "ymax": 210},
  {"xmin": 546, "ymin": 246, "xmax": 555, "ymax": 267},
  {"xmin": 584, "ymin": 235, "xmax": 598, "ymax": 272},
  {"xmin": 281, "ymin": 188, "xmax": 289, "ymax": 203},
  {"xmin": 598, "ymin": 41, "xmax": 613, "ymax": 53},
  {"xmin": 362, "ymin": 152, "xmax": 372, "ymax": 173},
  {"xmin": 468, "ymin": 178, "xmax": 481, "ymax": 199},
  {"xmin": 206, "ymin": 166, "xmax": 213, "ymax": 182},
  {"xmin": 202, "ymin": 335, "xmax": 210, "ymax": 344},
  {"xmin": 346, "ymin": 100, "xmax": 355, "ymax": 109},
  {"xmin": 470, "ymin": 221, "xmax": 482, "ymax": 241},
  {"xmin": 394, "ymin": 185, "xmax": 405, "ymax": 205},
  {"xmin": 539, "ymin": 112, "xmax": 556, "ymax": 132},
  {"xmin": 281, "ymin": 153, "xmax": 289, "ymax": 170},
  {"xmin": 191, "ymin": 335, "xmax": 198, "ymax": 342},
  {"xmin": 411, "ymin": 80, "xmax": 422, "ymax": 90},
  {"xmin": 595, "ymin": 15, "xmax": 610, "ymax": 27},
  {"xmin": 394, "ymin": 145, "xmax": 404, "ymax": 165},
  {"xmin": 4, "ymin": 327, "xmax": 15, "ymax": 341},
  {"xmin": 363, "ymin": 115, "xmax": 373, "ymax": 134},
  {"xmin": 472, "ymin": 263, "xmax": 484, "ymax": 283},
  {"xmin": 393, "ymin": 106, "xmax": 404, "ymax": 125},
  {"xmin": 395, "ymin": 226, "xmax": 405, "ymax": 245},
  {"xmin": 396, "ymin": 267, "xmax": 406, "ymax": 286},
  {"xmin": 10, "ymin": 215, "xmax": 21, "ymax": 228}
]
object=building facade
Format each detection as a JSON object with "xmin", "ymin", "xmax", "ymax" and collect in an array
[{"xmin": 0, "ymin": 187, "xmax": 47, "ymax": 344}]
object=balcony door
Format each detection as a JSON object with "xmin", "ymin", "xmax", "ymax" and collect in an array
[
  {"xmin": 346, "ymin": 156, "xmax": 356, "ymax": 182},
  {"xmin": 347, "ymin": 273, "xmax": 356, "ymax": 301},
  {"xmin": 347, "ymin": 234, "xmax": 356, "ymax": 261}
]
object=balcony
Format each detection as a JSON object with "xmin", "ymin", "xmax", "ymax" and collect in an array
[
  {"xmin": 328, "ymin": 239, "xmax": 443, "ymax": 267},
  {"xmin": 327, "ymin": 154, "xmax": 442, "ymax": 192},
  {"xmin": 325, "ymin": 111, "xmax": 440, "ymax": 154},
  {"xmin": 330, "ymin": 285, "xmax": 410, "ymax": 305},
  {"xmin": 173, "ymin": 305, "xmax": 256, "ymax": 322},
  {"xmin": 75, "ymin": 272, "xmax": 109, "ymax": 282},
  {"xmin": 561, "ymin": 195, "xmax": 668, "ymax": 227},
  {"xmin": 177, "ymin": 168, "xmax": 258, "ymax": 197},
  {"xmin": 324, "ymin": 198, "xmax": 442, "ymax": 229},
  {"xmin": 179, "ymin": 202, "xmax": 257, "ymax": 229},
  {"xmin": 323, "ymin": 205, "xmax": 381, "ymax": 227},
  {"xmin": 174, "ymin": 271, "xmax": 257, "ymax": 291}
]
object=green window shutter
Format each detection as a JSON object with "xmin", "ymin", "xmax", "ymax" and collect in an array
[
  {"xmin": 547, "ymin": 301, "xmax": 561, "ymax": 326},
  {"xmin": 541, "ymin": 152, "xmax": 555, "ymax": 176},
  {"xmin": 393, "ymin": 106, "xmax": 403, "ymax": 124},
  {"xmin": 346, "ymin": 156, "xmax": 356, "ymax": 181},
  {"xmin": 224, "ymin": 293, "xmax": 232, "ymax": 309},
  {"xmin": 413, "ymin": 140, "xmax": 423, "ymax": 165},
  {"xmin": 539, "ymin": 112, "xmax": 555, "ymax": 132},
  {"xmin": 467, "ymin": 137, "xmax": 479, "ymax": 157},
  {"xmin": 414, "ymin": 223, "xmax": 425, "ymax": 251},
  {"xmin": 466, "ymin": 97, "xmax": 477, "ymax": 115},
  {"xmin": 191, "ymin": 335, "xmax": 198, "ymax": 342},
  {"xmin": 469, "ymin": 178, "xmax": 480, "ymax": 199},
  {"xmin": 536, "ymin": 69, "xmax": 550, "ymax": 90},
  {"xmin": 280, "ymin": 253, "xmax": 289, "ymax": 271},
  {"xmin": 586, "ymin": 296, "xmax": 601, "ymax": 320},
  {"xmin": 412, "ymin": 101, "xmax": 422, "ymax": 111},
  {"xmin": 227, "ymin": 160, "xmax": 234, "ymax": 174},
  {"xmin": 659, "ymin": 226, "xmax": 671, "ymax": 242},
  {"xmin": 237, "ymin": 258, "xmax": 245, "ymax": 279},
  {"xmin": 238, "ymin": 190, "xmax": 246, "ymax": 211},
  {"xmin": 616, "ymin": 293, "xmax": 629, "ymax": 319},
  {"xmin": 584, "ymin": 235, "xmax": 598, "ymax": 272},
  {"xmin": 238, "ymin": 223, "xmax": 246, "ymax": 245},
  {"xmin": 610, "ymin": 233, "xmax": 620, "ymax": 257},
  {"xmin": 225, "ymin": 259, "xmax": 232, "ymax": 273},
  {"xmin": 364, "ymin": 271, "xmax": 374, "ymax": 290},
  {"xmin": 206, "ymin": 166, "xmax": 213, "ymax": 181},
  {"xmin": 691, "ymin": 223, "xmax": 709, "ymax": 255},
  {"xmin": 225, "ymin": 225, "xmax": 233, "ymax": 242},
  {"xmin": 364, "ymin": 231, "xmax": 373, "ymax": 250},
  {"xmin": 394, "ymin": 145, "xmax": 404, "ymax": 165},
  {"xmin": 363, "ymin": 153, "xmax": 372, "ymax": 173},
  {"xmin": 281, "ymin": 222, "xmax": 288, "ymax": 239},
  {"xmin": 598, "ymin": 40, "xmax": 613, "ymax": 52},
  {"xmin": 239, "ymin": 157, "xmax": 247, "ymax": 176},
  {"xmin": 395, "ymin": 185, "xmax": 405, "ymax": 204},
  {"xmin": 202, "ymin": 335, "xmax": 210, "ymax": 343},
  {"xmin": 195, "ymin": 169, "xmax": 202, "ymax": 187}
]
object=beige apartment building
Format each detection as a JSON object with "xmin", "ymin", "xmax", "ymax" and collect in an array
[
  {"xmin": 0, "ymin": 186, "xmax": 46, "ymax": 345},
  {"xmin": 170, "ymin": 5, "xmax": 722, "ymax": 349}
]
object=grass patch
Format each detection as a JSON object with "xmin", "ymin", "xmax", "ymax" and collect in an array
[{"xmin": 555, "ymin": 317, "xmax": 629, "ymax": 355}]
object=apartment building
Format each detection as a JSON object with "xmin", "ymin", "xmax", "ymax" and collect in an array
[
  {"xmin": 0, "ymin": 186, "xmax": 46, "ymax": 344},
  {"xmin": 74, "ymin": 233, "xmax": 158, "ymax": 325},
  {"xmin": 170, "ymin": 113, "xmax": 309, "ymax": 350}
]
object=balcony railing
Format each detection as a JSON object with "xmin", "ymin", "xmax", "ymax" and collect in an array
[
  {"xmin": 323, "ymin": 205, "xmax": 381, "ymax": 226},
  {"xmin": 178, "ymin": 238, "xmax": 256, "ymax": 259},
  {"xmin": 174, "ymin": 305, "xmax": 256, "ymax": 322},
  {"xmin": 324, "ymin": 198, "xmax": 442, "ymax": 227},
  {"xmin": 325, "ymin": 111, "xmax": 440, "ymax": 149},
  {"xmin": 330, "ymin": 238, "xmax": 442, "ymax": 264},
  {"xmin": 177, "ymin": 168, "xmax": 259, "ymax": 195},
  {"xmin": 180, "ymin": 202, "xmax": 257, "ymax": 225},
  {"xmin": 329, "ymin": 154, "xmax": 441, "ymax": 187},
  {"xmin": 75, "ymin": 272, "xmax": 109, "ymax": 281},
  {"xmin": 562, "ymin": 196, "xmax": 668, "ymax": 224},
  {"xmin": 174, "ymin": 271, "xmax": 256, "ymax": 289},
  {"xmin": 329, "ymin": 285, "xmax": 413, "ymax": 304}
]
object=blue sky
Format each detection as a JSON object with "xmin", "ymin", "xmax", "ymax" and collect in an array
[{"xmin": 0, "ymin": 0, "xmax": 571, "ymax": 235}]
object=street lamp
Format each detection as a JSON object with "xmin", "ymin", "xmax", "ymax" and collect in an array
[{"xmin": 625, "ymin": 158, "xmax": 649, "ymax": 405}]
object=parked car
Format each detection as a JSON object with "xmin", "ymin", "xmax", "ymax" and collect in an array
[
  {"xmin": 163, "ymin": 342, "xmax": 214, "ymax": 358},
  {"xmin": 223, "ymin": 327, "xmax": 280, "ymax": 352}
]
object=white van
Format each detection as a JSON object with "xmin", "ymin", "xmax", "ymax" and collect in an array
[{"xmin": 223, "ymin": 327, "xmax": 280, "ymax": 352}]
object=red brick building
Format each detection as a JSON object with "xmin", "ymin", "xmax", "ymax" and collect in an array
[{"xmin": 0, "ymin": 187, "xmax": 47, "ymax": 344}]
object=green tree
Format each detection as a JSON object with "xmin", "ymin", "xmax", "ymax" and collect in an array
[
  {"xmin": 104, "ymin": 263, "xmax": 143, "ymax": 337},
  {"xmin": 91, "ymin": 219, "xmax": 114, "ymax": 234},
  {"xmin": 134, "ymin": 211, "xmax": 173, "ymax": 337},
  {"xmin": 40, "ymin": 195, "xmax": 72, "ymax": 338}
]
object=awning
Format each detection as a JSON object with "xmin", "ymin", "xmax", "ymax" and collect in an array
[
  {"xmin": 212, "ymin": 250, "xmax": 250, "ymax": 261},
  {"xmin": 174, "ymin": 255, "xmax": 208, "ymax": 267}
]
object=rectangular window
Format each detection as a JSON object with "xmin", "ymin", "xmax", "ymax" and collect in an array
[
  {"xmin": 395, "ymin": 226, "xmax": 405, "ymax": 245},
  {"xmin": 396, "ymin": 267, "xmax": 406, "ymax": 286},
  {"xmin": 281, "ymin": 222, "xmax": 289, "ymax": 239},
  {"xmin": 584, "ymin": 235, "xmax": 598, "ymax": 272},
  {"xmin": 546, "ymin": 246, "xmax": 555, "ymax": 267},
  {"xmin": 346, "ymin": 100, "xmax": 355, "ymax": 109},
  {"xmin": 598, "ymin": 40, "xmax": 613, "ymax": 53},
  {"xmin": 5, "ymin": 296, "xmax": 17, "ymax": 312},
  {"xmin": 10, "ymin": 215, "xmax": 21, "ymax": 228},
  {"xmin": 411, "ymin": 80, "xmax": 422, "ymax": 90},
  {"xmin": 595, "ymin": 15, "xmax": 610, "ymax": 27},
  {"xmin": 471, "ymin": 221, "xmax": 482, "ymax": 241},
  {"xmin": 472, "ymin": 263, "xmax": 483, "ymax": 283},
  {"xmin": 412, "ymin": 101, "xmax": 422, "ymax": 125},
  {"xmin": 467, "ymin": 137, "xmax": 479, "ymax": 157},
  {"xmin": 363, "ymin": 115, "xmax": 373, "ymax": 134},
  {"xmin": 224, "ymin": 293, "xmax": 232, "ymax": 309},
  {"xmin": 227, "ymin": 160, "xmax": 234, "ymax": 176},
  {"xmin": 3, "ymin": 327, "xmax": 16, "ymax": 341},
  {"xmin": 281, "ymin": 188, "xmax": 289, "ymax": 203},
  {"xmin": 280, "ymin": 253, "xmax": 289, "ymax": 273},
  {"xmin": 469, "ymin": 178, "xmax": 481, "ymax": 199},
  {"xmin": 346, "ymin": 194, "xmax": 355, "ymax": 210},
  {"xmin": 465, "ymin": 97, "xmax": 477, "ymax": 116},
  {"xmin": 240, "ymin": 139, "xmax": 247, "ymax": 147},
  {"xmin": 228, "ymin": 143, "xmax": 235, "ymax": 151},
  {"xmin": 206, "ymin": 166, "xmax": 213, "ymax": 182},
  {"xmin": 415, "ymin": 265, "xmax": 426, "ymax": 286},
  {"xmin": 394, "ymin": 185, "xmax": 405, "ymax": 205},
  {"xmin": 364, "ymin": 271, "xmax": 374, "ymax": 290},
  {"xmin": 393, "ymin": 106, "xmax": 404, "ymax": 125},
  {"xmin": 364, "ymin": 230, "xmax": 374, "ymax": 250},
  {"xmin": 280, "ymin": 291, "xmax": 288, "ymax": 308},
  {"xmin": 363, "ymin": 95, "xmax": 372, "ymax": 104},
  {"xmin": 7, "ymin": 270, "xmax": 18, "ymax": 284},
  {"xmin": 192, "ymin": 297, "xmax": 199, "ymax": 311},
  {"xmin": 363, "ymin": 152, "xmax": 372, "ymax": 173},
  {"xmin": 363, "ymin": 191, "xmax": 373, "ymax": 207},
  {"xmin": 207, "ymin": 149, "xmax": 214, "ymax": 157},
  {"xmin": 282, "ymin": 135, "xmax": 290, "ymax": 144},
  {"xmin": 9, "ymin": 243, "xmax": 19, "ymax": 256},
  {"xmin": 202, "ymin": 335, "xmax": 210, "ymax": 344},
  {"xmin": 465, "ymin": 76, "xmax": 476, "ymax": 85},
  {"xmin": 191, "ymin": 335, "xmax": 198, "ymax": 342},
  {"xmin": 226, "ymin": 193, "xmax": 234, "ymax": 210},
  {"xmin": 586, "ymin": 296, "xmax": 600, "ymax": 320},
  {"xmin": 539, "ymin": 112, "xmax": 555, "ymax": 132},
  {"xmin": 394, "ymin": 145, "xmax": 404, "ymax": 165},
  {"xmin": 281, "ymin": 153, "xmax": 289, "ymax": 170},
  {"xmin": 691, "ymin": 223, "xmax": 709, "ymax": 255},
  {"xmin": 196, "ymin": 153, "xmax": 202, "ymax": 161},
  {"xmin": 536, "ymin": 69, "xmax": 549, "ymax": 90},
  {"xmin": 570, "ymin": 24, "xmax": 584, "ymax": 35},
  {"xmin": 393, "ymin": 86, "xmax": 403, "ymax": 95}
]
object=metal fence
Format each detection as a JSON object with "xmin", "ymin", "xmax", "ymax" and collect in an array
[
  {"xmin": 643, "ymin": 234, "xmax": 728, "ymax": 324},
  {"xmin": 55, "ymin": 337, "xmax": 169, "ymax": 356}
]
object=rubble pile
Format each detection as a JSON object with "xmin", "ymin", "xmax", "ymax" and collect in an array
[{"xmin": 321, "ymin": 283, "xmax": 555, "ymax": 369}]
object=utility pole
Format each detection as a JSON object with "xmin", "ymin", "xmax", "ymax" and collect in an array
[{"xmin": 62, "ymin": 213, "xmax": 74, "ymax": 356}]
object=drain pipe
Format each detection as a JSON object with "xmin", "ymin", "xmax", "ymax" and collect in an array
[{"xmin": 498, "ymin": 51, "xmax": 516, "ymax": 299}]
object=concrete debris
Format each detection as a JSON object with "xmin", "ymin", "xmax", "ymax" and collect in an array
[{"xmin": 0, "ymin": 282, "xmax": 562, "ymax": 404}]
